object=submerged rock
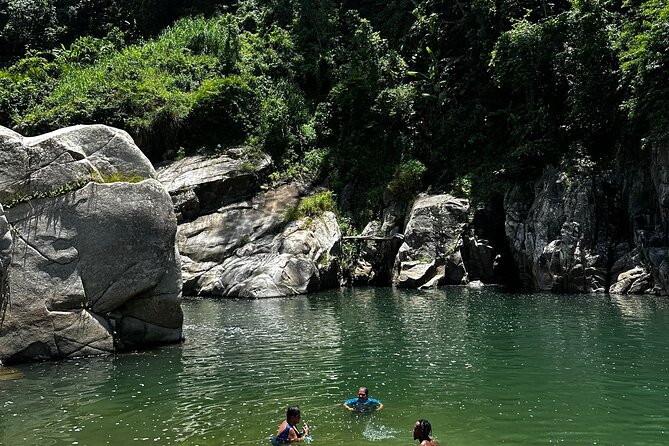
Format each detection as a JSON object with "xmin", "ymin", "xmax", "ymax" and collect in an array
[
  {"xmin": 0, "ymin": 125, "xmax": 183, "ymax": 365},
  {"xmin": 0, "ymin": 366, "xmax": 23, "ymax": 380}
]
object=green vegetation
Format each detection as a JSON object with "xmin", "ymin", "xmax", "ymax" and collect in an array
[
  {"xmin": 388, "ymin": 159, "xmax": 427, "ymax": 200},
  {"xmin": 0, "ymin": 0, "xmax": 666, "ymax": 226},
  {"xmin": 2, "ymin": 178, "xmax": 89, "ymax": 209},
  {"xmin": 1, "ymin": 170, "xmax": 147, "ymax": 209},
  {"xmin": 95, "ymin": 172, "xmax": 147, "ymax": 184},
  {"xmin": 284, "ymin": 191, "xmax": 337, "ymax": 223}
]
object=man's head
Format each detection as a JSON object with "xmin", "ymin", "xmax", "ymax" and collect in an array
[
  {"xmin": 413, "ymin": 419, "xmax": 432, "ymax": 441},
  {"xmin": 357, "ymin": 387, "xmax": 369, "ymax": 400},
  {"xmin": 286, "ymin": 406, "xmax": 301, "ymax": 424}
]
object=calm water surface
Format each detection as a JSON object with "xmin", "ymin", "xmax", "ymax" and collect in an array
[{"xmin": 2, "ymin": 288, "xmax": 669, "ymax": 445}]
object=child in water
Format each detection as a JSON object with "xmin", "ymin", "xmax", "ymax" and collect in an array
[
  {"xmin": 413, "ymin": 419, "xmax": 440, "ymax": 446},
  {"xmin": 272, "ymin": 406, "xmax": 310, "ymax": 444}
]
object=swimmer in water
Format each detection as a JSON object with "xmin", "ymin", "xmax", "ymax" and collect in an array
[
  {"xmin": 343, "ymin": 387, "xmax": 383, "ymax": 413},
  {"xmin": 413, "ymin": 419, "xmax": 440, "ymax": 446},
  {"xmin": 272, "ymin": 406, "xmax": 310, "ymax": 444}
]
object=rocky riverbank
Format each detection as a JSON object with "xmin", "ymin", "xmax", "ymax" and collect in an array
[
  {"xmin": 2, "ymin": 123, "xmax": 668, "ymax": 365},
  {"xmin": 156, "ymin": 143, "xmax": 668, "ymax": 297}
]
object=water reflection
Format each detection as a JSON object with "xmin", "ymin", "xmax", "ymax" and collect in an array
[{"xmin": 0, "ymin": 366, "xmax": 23, "ymax": 380}]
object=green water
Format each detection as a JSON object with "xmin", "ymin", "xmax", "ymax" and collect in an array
[{"xmin": 2, "ymin": 287, "xmax": 669, "ymax": 445}]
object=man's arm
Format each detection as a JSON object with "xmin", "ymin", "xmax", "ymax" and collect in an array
[
  {"xmin": 343, "ymin": 399, "xmax": 357, "ymax": 411},
  {"xmin": 370, "ymin": 398, "xmax": 383, "ymax": 410}
]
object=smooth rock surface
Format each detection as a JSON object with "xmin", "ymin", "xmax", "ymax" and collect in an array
[
  {"xmin": 196, "ymin": 211, "xmax": 341, "ymax": 297},
  {"xmin": 0, "ymin": 125, "xmax": 183, "ymax": 364},
  {"xmin": 394, "ymin": 194, "xmax": 469, "ymax": 288}
]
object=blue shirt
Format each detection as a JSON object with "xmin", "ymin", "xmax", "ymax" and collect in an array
[{"xmin": 344, "ymin": 397, "xmax": 382, "ymax": 412}]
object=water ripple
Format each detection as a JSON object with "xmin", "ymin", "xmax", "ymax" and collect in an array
[{"xmin": 2, "ymin": 289, "xmax": 669, "ymax": 445}]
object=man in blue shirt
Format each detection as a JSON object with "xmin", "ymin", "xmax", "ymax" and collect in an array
[{"xmin": 343, "ymin": 387, "xmax": 384, "ymax": 413}]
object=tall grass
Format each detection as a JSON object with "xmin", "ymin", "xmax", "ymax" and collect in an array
[
  {"xmin": 284, "ymin": 190, "xmax": 337, "ymax": 223},
  {"xmin": 16, "ymin": 16, "xmax": 243, "ymax": 158}
]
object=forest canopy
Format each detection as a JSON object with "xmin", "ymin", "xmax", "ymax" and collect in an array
[{"xmin": 0, "ymin": 0, "xmax": 666, "ymax": 223}]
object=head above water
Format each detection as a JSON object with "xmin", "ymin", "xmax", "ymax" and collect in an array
[
  {"xmin": 357, "ymin": 387, "xmax": 369, "ymax": 399},
  {"xmin": 413, "ymin": 419, "xmax": 432, "ymax": 441},
  {"xmin": 286, "ymin": 406, "xmax": 301, "ymax": 424}
]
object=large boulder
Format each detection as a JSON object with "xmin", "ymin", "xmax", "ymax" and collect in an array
[
  {"xmin": 176, "ymin": 183, "xmax": 300, "ymax": 293},
  {"xmin": 196, "ymin": 210, "xmax": 341, "ymax": 297},
  {"xmin": 393, "ymin": 194, "xmax": 469, "ymax": 288},
  {"xmin": 0, "ymin": 204, "xmax": 11, "ymax": 320},
  {"xmin": 0, "ymin": 125, "xmax": 155, "ymax": 205},
  {"xmin": 0, "ymin": 125, "xmax": 183, "ymax": 365},
  {"xmin": 160, "ymin": 153, "xmax": 343, "ymax": 298}
]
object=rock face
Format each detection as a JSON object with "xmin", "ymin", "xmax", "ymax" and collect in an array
[
  {"xmin": 157, "ymin": 154, "xmax": 341, "ymax": 297},
  {"xmin": 393, "ymin": 194, "xmax": 470, "ymax": 288},
  {"xmin": 156, "ymin": 150, "xmax": 271, "ymax": 223},
  {"xmin": 504, "ymin": 166, "xmax": 612, "ymax": 293},
  {"xmin": 351, "ymin": 194, "xmax": 407, "ymax": 286},
  {"xmin": 504, "ymin": 152, "xmax": 669, "ymax": 295},
  {"xmin": 0, "ymin": 204, "xmax": 11, "ymax": 321},
  {"xmin": 0, "ymin": 125, "xmax": 183, "ymax": 365},
  {"xmin": 196, "ymin": 210, "xmax": 340, "ymax": 297}
]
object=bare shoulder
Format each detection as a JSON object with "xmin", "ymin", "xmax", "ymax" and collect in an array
[{"xmin": 420, "ymin": 440, "xmax": 441, "ymax": 446}]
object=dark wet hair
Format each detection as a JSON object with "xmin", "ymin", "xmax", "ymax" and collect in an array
[
  {"xmin": 287, "ymin": 406, "xmax": 301, "ymax": 419},
  {"xmin": 358, "ymin": 387, "xmax": 369, "ymax": 395},
  {"xmin": 416, "ymin": 419, "xmax": 432, "ymax": 440}
]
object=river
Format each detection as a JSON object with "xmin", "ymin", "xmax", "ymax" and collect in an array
[{"xmin": 2, "ymin": 287, "xmax": 669, "ymax": 445}]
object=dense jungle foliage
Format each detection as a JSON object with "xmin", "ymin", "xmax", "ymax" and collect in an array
[{"xmin": 0, "ymin": 0, "xmax": 667, "ymax": 224}]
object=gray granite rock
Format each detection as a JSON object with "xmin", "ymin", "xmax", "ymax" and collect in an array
[
  {"xmin": 394, "ymin": 194, "xmax": 469, "ymax": 288},
  {"xmin": 0, "ymin": 125, "xmax": 183, "ymax": 364},
  {"xmin": 504, "ymin": 167, "xmax": 610, "ymax": 293},
  {"xmin": 196, "ymin": 211, "xmax": 341, "ymax": 297},
  {"xmin": 157, "ymin": 150, "xmax": 271, "ymax": 222}
]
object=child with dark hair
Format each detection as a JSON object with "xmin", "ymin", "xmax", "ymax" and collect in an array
[
  {"xmin": 272, "ymin": 406, "xmax": 310, "ymax": 444},
  {"xmin": 413, "ymin": 419, "xmax": 440, "ymax": 446}
]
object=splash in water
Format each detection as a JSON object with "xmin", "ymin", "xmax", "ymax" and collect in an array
[{"xmin": 362, "ymin": 421, "xmax": 397, "ymax": 441}]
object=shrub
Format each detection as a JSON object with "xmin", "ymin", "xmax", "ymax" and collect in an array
[
  {"xmin": 387, "ymin": 159, "xmax": 426, "ymax": 199},
  {"xmin": 284, "ymin": 190, "xmax": 337, "ymax": 222},
  {"xmin": 188, "ymin": 74, "xmax": 260, "ymax": 147}
]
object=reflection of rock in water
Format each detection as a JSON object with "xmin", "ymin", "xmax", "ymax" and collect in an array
[
  {"xmin": 611, "ymin": 295, "xmax": 653, "ymax": 320},
  {"xmin": 362, "ymin": 422, "xmax": 397, "ymax": 441},
  {"xmin": 0, "ymin": 367, "xmax": 24, "ymax": 380}
]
